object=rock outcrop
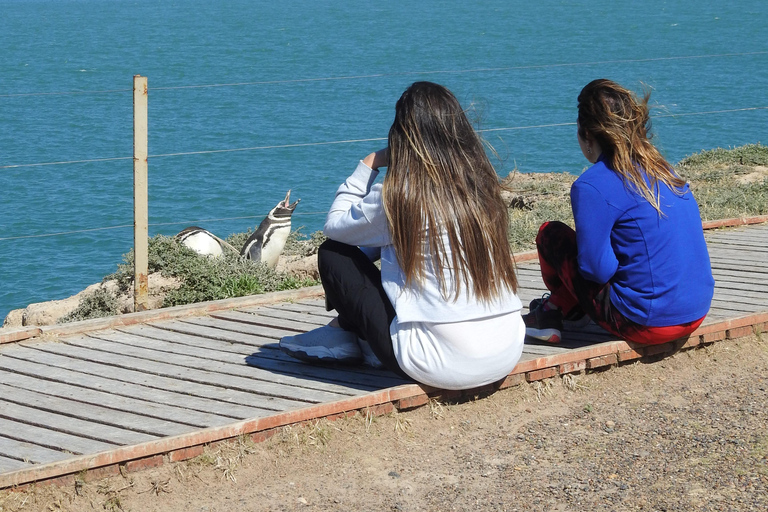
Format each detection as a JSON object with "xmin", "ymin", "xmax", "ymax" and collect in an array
[{"xmin": 3, "ymin": 273, "xmax": 182, "ymax": 328}]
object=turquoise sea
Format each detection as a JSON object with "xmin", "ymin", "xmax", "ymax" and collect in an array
[{"xmin": 1, "ymin": 0, "xmax": 766, "ymax": 320}]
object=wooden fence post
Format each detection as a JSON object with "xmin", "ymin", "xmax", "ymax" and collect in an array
[{"xmin": 133, "ymin": 75, "xmax": 149, "ymax": 312}]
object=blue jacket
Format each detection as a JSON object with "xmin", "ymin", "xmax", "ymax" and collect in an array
[{"xmin": 570, "ymin": 156, "xmax": 714, "ymax": 326}]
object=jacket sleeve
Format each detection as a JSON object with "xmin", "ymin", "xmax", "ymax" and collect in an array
[
  {"xmin": 323, "ymin": 161, "xmax": 391, "ymax": 248},
  {"xmin": 570, "ymin": 180, "xmax": 619, "ymax": 285}
]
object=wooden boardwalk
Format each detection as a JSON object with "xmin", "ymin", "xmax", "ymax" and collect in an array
[{"xmin": 1, "ymin": 220, "xmax": 767, "ymax": 489}]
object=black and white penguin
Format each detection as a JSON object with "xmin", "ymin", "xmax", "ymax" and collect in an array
[
  {"xmin": 241, "ymin": 189, "xmax": 300, "ymax": 268},
  {"xmin": 175, "ymin": 226, "xmax": 238, "ymax": 258}
]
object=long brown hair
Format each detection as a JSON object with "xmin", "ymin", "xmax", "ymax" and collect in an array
[
  {"xmin": 577, "ymin": 79, "xmax": 686, "ymax": 212},
  {"xmin": 381, "ymin": 81, "xmax": 518, "ymax": 301}
]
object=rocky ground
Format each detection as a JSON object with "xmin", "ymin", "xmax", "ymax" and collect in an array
[{"xmin": 2, "ymin": 332, "xmax": 766, "ymax": 512}]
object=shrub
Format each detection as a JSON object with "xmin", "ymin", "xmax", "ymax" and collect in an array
[
  {"xmin": 59, "ymin": 286, "xmax": 120, "ymax": 323},
  {"xmin": 106, "ymin": 234, "xmax": 318, "ymax": 309},
  {"xmin": 225, "ymin": 229, "xmax": 253, "ymax": 253},
  {"xmin": 283, "ymin": 227, "xmax": 327, "ymax": 257}
]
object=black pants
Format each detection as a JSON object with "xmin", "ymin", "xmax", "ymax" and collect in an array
[{"xmin": 317, "ymin": 239, "xmax": 409, "ymax": 378}]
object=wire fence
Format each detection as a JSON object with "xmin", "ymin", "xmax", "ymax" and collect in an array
[{"xmin": 1, "ymin": 51, "xmax": 767, "ymax": 242}]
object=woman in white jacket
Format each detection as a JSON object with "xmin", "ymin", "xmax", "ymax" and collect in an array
[{"xmin": 280, "ymin": 82, "xmax": 525, "ymax": 390}]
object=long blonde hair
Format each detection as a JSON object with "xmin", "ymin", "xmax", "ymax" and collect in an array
[
  {"xmin": 577, "ymin": 79, "xmax": 686, "ymax": 212},
  {"xmin": 381, "ymin": 81, "xmax": 518, "ymax": 301}
]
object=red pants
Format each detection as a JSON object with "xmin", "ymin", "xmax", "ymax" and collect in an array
[{"xmin": 536, "ymin": 221, "xmax": 704, "ymax": 345}]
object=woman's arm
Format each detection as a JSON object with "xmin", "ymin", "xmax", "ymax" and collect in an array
[
  {"xmin": 570, "ymin": 181, "xmax": 618, "ymax": 285},
  {"xmin": 362, "ymin": 148, "xmax": 390, "ymax": 171},
  {"xmin": 323, "ymin": 151, "xmax": 392, "ymax": 248}
]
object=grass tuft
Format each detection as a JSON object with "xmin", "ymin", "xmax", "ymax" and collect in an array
[
  {"xmin": 676, "ymin": 144, "xmax": 768, "ymax": 221},
  {"xmin": 58, "ymin": 286, "xmax": 120, "ymax": 323}
]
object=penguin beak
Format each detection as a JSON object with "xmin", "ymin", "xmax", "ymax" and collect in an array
[{"xmin": 280, "ymin": 189, "xmax": 301, "ymax": 211}]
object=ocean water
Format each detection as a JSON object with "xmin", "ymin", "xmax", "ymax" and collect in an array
[{"xmin": 1, "ymin": 0, "xmax": 766, "ymax": 320}]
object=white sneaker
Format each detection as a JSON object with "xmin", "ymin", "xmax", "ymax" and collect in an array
[
  {"xmin": 279, "ymin": 325, "xmax": 363, "ymax": 364},
  {"xmin": 358, "ymin": 338, "xmax": 384, "ymax": 369}
]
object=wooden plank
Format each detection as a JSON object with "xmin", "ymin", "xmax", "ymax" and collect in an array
[
  {"xmin": 711, "ymin": 292, "xmax": 768, "ymax": 306},
  {"xmin": 711, "ymin": 291, "xmax": 768, "ymax": 305},
  {"xmin": 120, "ymin": 323, "xmax": 275, "ymax": 354},
  {"xmin": 710, "ymin": 283, "xmax": 768, "ymax": 298},
  {"xmin": 707, "ymin": 234, "xmax": 768, "ymax": 245},
  {"xmin": 0, "ymin": 435, "xmax": 71, "ymax": 466},
  {"xmin": 711, "ymin": 268, "xmax": 768, "ymax": 279},
  {"xmin": 707, "ymin": 242, "xmax": 768, "ymax": 253},
  {"xmin": 709, "ymin": 249, "xmax": 768, "ymax": 262},
  {"xmin": 520, "ymin": 344, "xmax": 573, "ymax": 356},
  {"xmin": 710, "ymin": 281, "xmax": 768, "ymax": 294},
  {"xmin": 711, "ymin": 270, "xmax": 768, "ymax": 285},
  {"xmin": 0, "ymin": 370, "xmax": 234, "ymax": 429},
  {"xmin": 705, "ymin": 231, "xmax": 768, "ymax": 242},
  {"xmin": 257, "ymin": 302, "xmax": 337, "ymax": 320},
  {"xmin": 514, "ymin": 265, "xmax": 543, "ymax": 272},
  {"xmin": 295, "ymin": 299, "xmax": 332, "ymax": 308},
  {"xmin": 707, "ymin": 258, "xmax": 768, "ymax": 270},
  {"xmin": 114, "ymin": 325, "xmax": 408, "ymax": 386},
  {"xmin": 709, "ymin": 300, "xmax": 767, "ymax": 313},
  {"xmin": 235, "ymin": 306, "xmax": 329, "ymax": 326},
  {"xmin": 83, "ymin": 331, "xmax": 391, "ymax": 394},
  {"xmin": 0, "ymin": 415, "xmax": 116, "ymax": 455},
  {"xmin": 180, "ymin": 316, "xmax": 291, "ymax": 339},
  {"xmin": 24, "ymin": 337, "xmax": 354, "ymax": 405},
  {"xmin": 709, "ymin": 260, "xmax": 768, "ymax": 272},
  {"xmin": 0, "ymin": 454, "xmax": 31, "ymax": 474},
  {"xmin": 512, "ymin": 273, "xmax": 545, "ymax": 283},
  {"xmin": 706, "ymin": 240, "xmax": 768, "ymax": 252},
  {"xmin": 516, "ymin": 352, "xmax": 541, "ymax": 364},
  {"xmin": 700, "ymin": 310, "xmax": 730, "ymax": 321},
  {"xmin": 710, "ymin": 264, "xmax": 768, "ymax": 276},
  {"xmin": 107, "ymin": 327, "xmax": 406, "ymax": 388},
  {"xmin": 709, "ymin": 235, "xmax": 768, "ymax": 246},
  {"xmin": 150, "ymin": 319, "xmax": 277, "ymax": 346},
  {"xmin": 713, "ymin": 282, "xmax": 768, "ymax": 296},
  {"xmin": 0, "ymin": 345, "xmax": 290, "ymax": 414},
  {"xmin": 0, "ymin": 382, "xmax": 195, "ymax": 438},
  {"xmin": 210, "ymin": 310, "xmax": 319, "ymax": 332},
  {"xmin": 706, "ymin": 249, "xmax": 768, "ymax": 265},
  {"xmin": 0, "ymin": 352, "xmax": 260, "ymax": 420},
  {"xmin": 0, "ymin": 401, "xmax": 157, "ymax": 446}
]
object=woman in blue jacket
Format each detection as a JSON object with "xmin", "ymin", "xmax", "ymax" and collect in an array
[{"xmin": 524, "ymin": 79, "xmax": 714, "ymax": 345}]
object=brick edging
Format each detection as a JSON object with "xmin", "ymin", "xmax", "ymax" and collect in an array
[
  {"xmin": 702, "ymin": 215, "xmax": 768, "ymax": 230},
  {"xmin": 0, "ymin": 327, "xmax": 41, "ymax": 345}
]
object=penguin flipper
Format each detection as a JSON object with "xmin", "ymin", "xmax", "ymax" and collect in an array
[{"xmin": 241, "ymin": 232, "xmax": 264, "ymax": 261}]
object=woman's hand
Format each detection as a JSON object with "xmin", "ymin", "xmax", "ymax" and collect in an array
[{"xmin": 363, "ymin": 148, "xmax": 390, "ymax": 170}]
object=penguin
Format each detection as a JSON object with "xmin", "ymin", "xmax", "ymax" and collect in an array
[
  {"xmin": 175, "ymin": 226, "xmax": 238, "ymax": 257},
  {"xmin": 241, "ymin": 189, "xmax": 300, "ymax": 268}
]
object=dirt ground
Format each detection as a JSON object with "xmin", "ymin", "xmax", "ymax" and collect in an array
[{"xmin": 2, "ymin": 333, "xmax": 767, "ymax": 512}]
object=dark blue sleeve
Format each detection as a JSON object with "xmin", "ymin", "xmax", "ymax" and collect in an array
[{"xmin": 570, "ymin": 180, "xmax": 619, "ymax": 285}]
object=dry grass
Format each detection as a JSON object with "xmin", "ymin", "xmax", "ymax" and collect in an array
[{"xmin": 502, "ymin": 143, "xmax": 768, "ymax": 252}]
